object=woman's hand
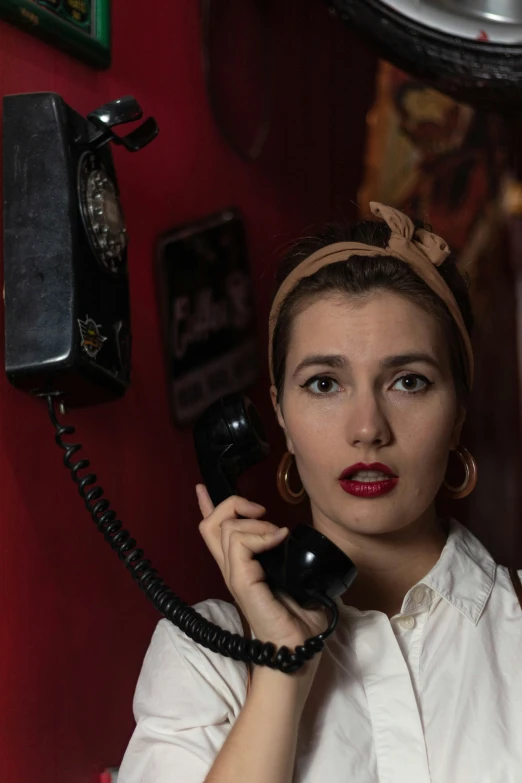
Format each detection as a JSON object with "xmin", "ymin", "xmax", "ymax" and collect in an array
[{"xmin": 196, "ymin": 484, "xmax": 327, "ymax": 651}]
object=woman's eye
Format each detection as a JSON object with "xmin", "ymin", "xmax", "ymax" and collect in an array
[
  {"xmin": 304, "ymin": 376, "xmax": 341, "ymax": 395},
  {"xmin": 392, "ymin": 374, "xmax": 431, "ymax": 393}
]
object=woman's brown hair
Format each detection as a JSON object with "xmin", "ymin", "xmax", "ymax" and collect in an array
[{"xmin": 271, "ymin": 218, "xmax": 474, "ymax": 405}]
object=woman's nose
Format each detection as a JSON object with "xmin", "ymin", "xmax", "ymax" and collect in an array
[{"xmin": 345, "ymin": 391, "xmax": 392, "ymax": 448}]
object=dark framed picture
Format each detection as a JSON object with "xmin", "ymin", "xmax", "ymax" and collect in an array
[
  {"xmin": 0, "ymin": 0, "xmax": 111, "ymax": 69},
  {"xmin": 157, "ymin": 209, "xmax": 260, "ymax": 427}
]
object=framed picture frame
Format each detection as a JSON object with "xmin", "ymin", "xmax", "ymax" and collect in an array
[
  {"xmin": 0, "ymin": 0, "xmax": 111, "ymax": 69},
  {"xmin": 156, "ymin": 209, "xmax": 260, "ymax": 427}
]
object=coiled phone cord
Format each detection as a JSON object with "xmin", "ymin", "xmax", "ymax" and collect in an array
[{"xmin": 47, "ymin": 395, "xmax": 339, "ymax": 674}]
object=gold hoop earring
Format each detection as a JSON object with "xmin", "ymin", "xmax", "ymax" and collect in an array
[
  {"xmin": 442, "ymin": 445, "xmax": 477, "ymax": 499},
  {"xmin": 277, "ymin": 452, "xmax": 306, "ymax": 504}
]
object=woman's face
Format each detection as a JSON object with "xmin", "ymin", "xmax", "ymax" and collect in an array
[{"xmin": 272, "ymin": 291, "xmax": 465, "ymax": 540}]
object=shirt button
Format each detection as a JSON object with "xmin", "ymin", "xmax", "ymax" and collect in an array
[
  {"xmin": 398, "ymin": 615, "xmax": 416, "ymax": 630},
  {"xmin": 412, "ymin": 586, "xmax": 427, "ymax": 604}
]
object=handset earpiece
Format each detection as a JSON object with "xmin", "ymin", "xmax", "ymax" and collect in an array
[{"xmin": 193, "ymin": 394, "xmax": 269, "ymax": 506}]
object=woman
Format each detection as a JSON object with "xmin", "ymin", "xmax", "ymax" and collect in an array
[{"xmin": 119, "ymin": 203, "xmax": 522, "ymax": 783}]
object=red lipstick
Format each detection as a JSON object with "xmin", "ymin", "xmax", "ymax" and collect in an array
[{"xmin": 339, "ymin": 462, "xmax": 398, "ymax": 498}]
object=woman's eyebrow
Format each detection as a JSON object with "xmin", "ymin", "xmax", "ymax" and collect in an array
[
  {"xmin": 292, "ymin": 352, "xmax": 440, "ymax": 378},
  {"xmin": 381, "ymin": 352, "xmax": 439, "ymax": 370},
  {"xmin": 292, "ymin": 354, "xmax": 346, "ymax": 376}
]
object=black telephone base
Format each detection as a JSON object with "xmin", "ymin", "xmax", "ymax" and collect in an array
[{"xmin": 3, "ymin": 93, "xmax": 157, "ymax": 408}]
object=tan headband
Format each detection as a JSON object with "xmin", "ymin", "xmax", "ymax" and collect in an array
[{"xmin": 268, "ymin": 202, "xmax": 474, "ymax": 388}]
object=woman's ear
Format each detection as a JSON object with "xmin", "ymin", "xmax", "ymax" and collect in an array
[
  {"xmin": 450, "ymin": 404, "xmax": 467, "ymax": 451},
  {"xmin": 270, "ymin": 385, "xmax": 295, "ymax": 454}
]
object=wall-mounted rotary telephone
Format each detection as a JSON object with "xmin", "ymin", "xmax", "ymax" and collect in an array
[
  {"xmin": 2, "ymin": 93, "xmax": 356, "ymax": 673},
  {"xmin": 3, "ymin": 92, "xmax": 158, "ymax": 405}
]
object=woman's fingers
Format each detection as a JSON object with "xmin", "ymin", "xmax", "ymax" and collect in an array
[
  {"xmin": 196, "ymin": 485, "xmax": 265, "ymax": 522},
  {"xmin": 196, "ymin": 486, "xmax": 267, "ymax": 571},
  {"xmin": 195, "ymin": 484, "xmax": 215, "ymax": 519},
  {"xmin": 195, "ymin": 487, "xmax": 324, "ymax": 647},
  {"xmin": 227, "ymin": 527, "xmax": 289, "ymax": 595},
  {"xmin": 220, "ymin": 518, "xmax": 282, "ymax": 564}
]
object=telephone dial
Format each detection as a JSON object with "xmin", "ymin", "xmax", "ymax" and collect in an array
[{"xmin": 2, "ymin": 93, "xmax": 356, "ymax": 673}]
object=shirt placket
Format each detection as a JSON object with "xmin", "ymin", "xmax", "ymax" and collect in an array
[
  {"xmin": 393, "ymin": 585, "xmax": 438, "ymax": 714},
  {"xmin": 352, "ymin": 611, "xmax": 431, "ymax": 783}
]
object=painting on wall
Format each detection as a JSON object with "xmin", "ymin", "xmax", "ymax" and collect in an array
[
  {"xmin": 358, "ymin": 61, "xmax": 505, "ymax": 255},
  {"xmin": 0, "ymin": 0, "xmax": 111, "ymax": 68}
]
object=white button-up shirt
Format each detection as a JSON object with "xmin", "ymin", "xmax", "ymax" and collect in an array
[{"xmin": 119, "ymin": 520, "xmax": 522, "ymax": 783}]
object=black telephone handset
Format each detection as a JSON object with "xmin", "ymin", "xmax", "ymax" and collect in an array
[{"xmin": 193, "ymin": 394, "xmax": 358, "ymax": 610}]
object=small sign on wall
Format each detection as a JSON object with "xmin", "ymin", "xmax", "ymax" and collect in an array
[
  {"xmin": 0, "ymin": 0, "xmax": 111, "ymax": 68},
  {"xmin": 157, "ymin": 209, "xmax": 259, "ymax": 427}
]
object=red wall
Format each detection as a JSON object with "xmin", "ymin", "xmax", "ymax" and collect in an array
[{"xmin": 0, "ymin": 2, "xmax": 375, "ymax": 780}]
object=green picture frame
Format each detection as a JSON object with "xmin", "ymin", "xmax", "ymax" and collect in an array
[{"xmin": 0, "ymin": 0, "xmax": 111, "ymax": 69}]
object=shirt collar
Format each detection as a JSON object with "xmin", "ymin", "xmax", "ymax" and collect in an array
[{"xmin": 416, "ymin": 518, "xmax": 496, "ymax": 625}]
